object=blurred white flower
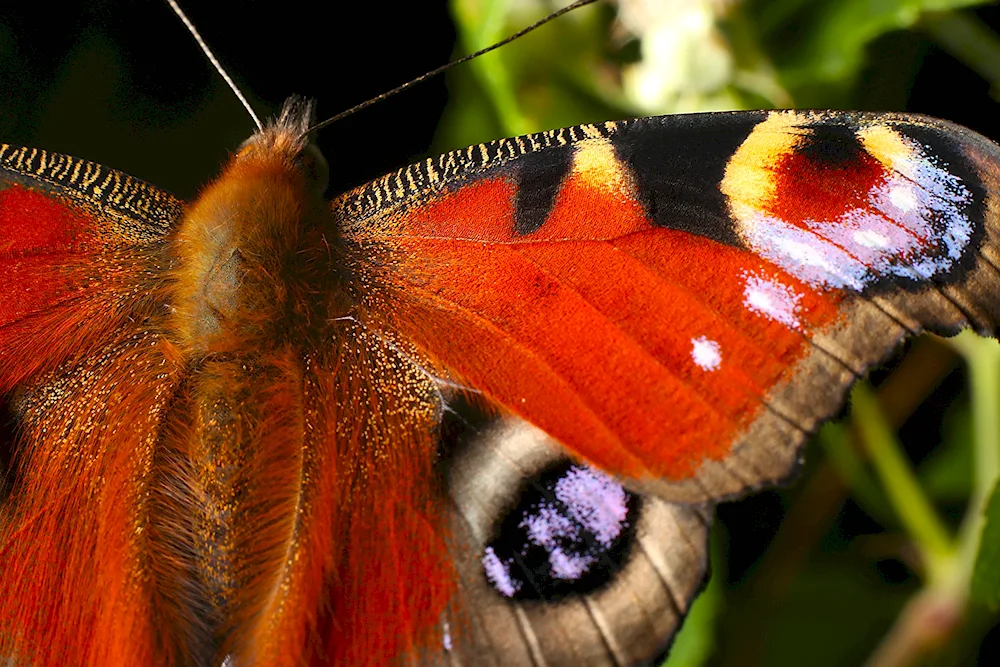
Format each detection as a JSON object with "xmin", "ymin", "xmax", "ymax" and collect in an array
[{"xmin": 618, "ymin": 0, "xmax": 740, "ymax": 112}]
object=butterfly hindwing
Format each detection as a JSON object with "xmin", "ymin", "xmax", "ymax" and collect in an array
[{"xmin": 435, "ymin": 416, "xmax": 710, "ymax": 666}]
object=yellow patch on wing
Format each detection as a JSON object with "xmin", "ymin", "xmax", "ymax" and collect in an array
[
  {"xmin": 857, "ymin": 124, "xmax": 918, "ymax": 173},
  {"xmin": 571, "ymin": 137, "xmax": 635, "ymax": 196},
  {"xmin": 721, "ymin": 111, "xmax": 805, "ymax": 219}
]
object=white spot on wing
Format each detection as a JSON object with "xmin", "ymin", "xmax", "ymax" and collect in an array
[
  {"xmin": 442, "ymin": 619, "xmax": 452, "ymax": 652},
  {"xmin": 888, "ymin": 183, "xmax": 917, "ymax": 212},
  {"xmin": 691, "ymin": 336, "xmax": 722, "ymax": 371},
  {"xmin": 852, "ymin": 229, "xmax": 891, "ymax": 249},
  {"xmin": 743, "ymin": 272, "xmax": 803, "ymax": 330}
]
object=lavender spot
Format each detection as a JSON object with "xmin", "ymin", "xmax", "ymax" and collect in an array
[{"xmin": 482, "ymin": 462, "xmax": 638, "ymax": 600}]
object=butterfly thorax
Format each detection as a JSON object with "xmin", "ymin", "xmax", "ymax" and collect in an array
[
  {"xmin": 170, "ymin": 109, "xmax": 337, "ymax": 356},
  {"xmin": 161, "ymin": 102, "xmax": 355, "ymax": 652}
]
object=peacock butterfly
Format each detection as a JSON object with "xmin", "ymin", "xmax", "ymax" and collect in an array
[{"xmin": 1, "ymin": 2, "xmax": 999, "ymax": 666}]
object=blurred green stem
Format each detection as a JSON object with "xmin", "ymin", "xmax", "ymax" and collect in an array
[
  {"xmin": 862, "ymin": 333, "xmax": 1000, "ymax": 667},
  {"xmin": 948, "ymin": 332, "xmax": 1000, "ymax": 579},
  {"xmin": 852, "ymin": 383, "xmax": 954, "ymax": 579},
  {"xmin": 451, "ymin": 0, "xmax": 533, "ymax": 135}
]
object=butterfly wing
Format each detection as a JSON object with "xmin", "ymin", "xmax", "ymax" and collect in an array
[
  {"xmin": 431, "ymin": 414, "xmax": 711, "ymax": 666},
  {"xmin": 0, "ymin": 144, "xmax": 181, "ymax": 389},
  {"xmin": 334, "ymin": 110, "xmax": 1000, "ymax": 664},
  {"xmin": 0, "ymin": 146, "xmax": 187, "ymax": 664},
  {"xmin": 341, "ymin": 109, "xmax": 1000, "ymax": 499}
]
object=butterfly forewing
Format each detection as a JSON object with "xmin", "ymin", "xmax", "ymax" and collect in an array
[
  {"xmin": 0, "ymin": 145, "xmax": 180, "ymax": 389},
  {"xmin": 0, "ymin": 145, "xmax": 185, "ymax": 662},
  {"xmin": 339, "ymin": 110, "xmax": 1000, "ymax": 503}
]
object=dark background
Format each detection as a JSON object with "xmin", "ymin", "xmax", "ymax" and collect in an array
[{"xmin": 0, "ymin": 0, "xmax": 457, "ymax": 201}]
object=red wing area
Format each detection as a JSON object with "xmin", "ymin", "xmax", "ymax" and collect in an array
[
  {"xmin": 0, "ymin": 332, "xmax": 184, "ymax": 666},
  {"xmin": 373, "ymin": 165, "xmax": 846, "ymax": 483},
  {"xmin": 2, "ymin": 186, "xmax": 115, "ymax": 374},
  {"xmin": 387, "ymin": 201, "xmax": 840, "ymax": 481},
  {"xmin": 0, "ymin": 184, "xmax": 95, "ymax": 324},
  {"xmin": 0, "ymin": 155, "xmax": 178, "ymax": 392},
  {"xmin": 0, "ymin": 150, "xmax": 182, "ymax": 665}
]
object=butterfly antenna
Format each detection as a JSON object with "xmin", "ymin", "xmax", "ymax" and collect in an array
[
  {"xmin": 305, "ymin": 0, "xmax": 598, "ymax": 136},
  {"xmin": 165, "ymin": 0, "xmax": 263, "ymax": 131}
]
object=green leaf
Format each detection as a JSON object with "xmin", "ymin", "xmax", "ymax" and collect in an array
[
  {"xmin": 919, "ymin": 402, "xmax": 974, "ymax": 503},
  {"xmin": 439, "ymin": 0, "xmax": 622, "ymax": 151},
  {"xmin": 970, "ymin": 480, "xmax": 1000, "ymax": 607},
  {"xmin": 661, "ymin": 559, "xmax": 721, "ymax": 667},
  {"xmin": 750, "ymin": 0, "xmax": 992, "ymax": 106}
]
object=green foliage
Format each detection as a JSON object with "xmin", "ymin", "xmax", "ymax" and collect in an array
[
  {"xmin": 732, "ymin": 558, "xmax": 912, "ymax": 667},
  {"xmin": 441, "ymin": 0, "xmax": 999, "ymax": 154},
  {"xmin": 748, "ymin": 0, "xmax": 987, "ymax": 105},
  {"xmin": 439, "ymin": 0, "xmax": 622, "ymax": 149},
  {"xmin": 972, "ymin": 481, "xmax": 1000, "ymax": 608}
]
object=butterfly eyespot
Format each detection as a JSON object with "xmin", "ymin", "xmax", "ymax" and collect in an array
[
  {"xmin": 722, "ymin": 111, "xmax": 980, "ymax": 292},
  {"xmin": 442, "ymin": 417, "xmax": 709, "ymax": 663},
  {"xmin": 481, "ymin": 461, "xmax": 639, "ymax": 601},
  {"xmin": 442, "ymin": 413, "xmax": 644, "ymax": 602}
]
